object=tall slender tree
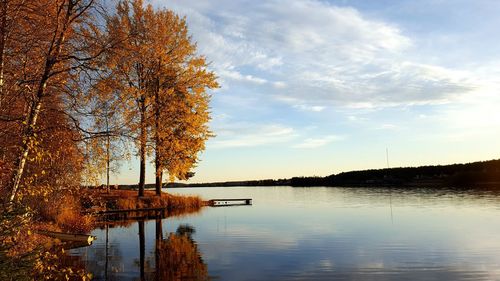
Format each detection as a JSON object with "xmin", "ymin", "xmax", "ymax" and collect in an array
[
  {"xmin": 145, "ymin": 8, "xmax": 218, "ymax": 195},
  {"xmin": 152, "ymin": 61, "xmax": 217, "ymax": 195},
  {"xmin": 105, "ymin": 0, "xmax": 153, "ymax": 197},
  {"xmin": 106, "ymin": 0, "xmax": 218, "ymax": 196}
]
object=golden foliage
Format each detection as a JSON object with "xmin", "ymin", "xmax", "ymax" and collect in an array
[
  {"xmin": 102, "ymin": 0, "xmax": 219, "ymax": 195},
  {"xmin": 0, "ymin": 0, "xmax": 104, "ymax": 201},
  {"xmin": 33, "ymin": 246, "xmax": 92, "ymax": 281},
  {"xmin": 0, "ymin": 0, "xmax": 217, "ymax": 278},
  {"xmin": 0, "ymin": 203, "xmax": 34, "ymax": 280},
  {"xmin": 0, "ymin": 203, "xmax": 92, "ymax": 281}
]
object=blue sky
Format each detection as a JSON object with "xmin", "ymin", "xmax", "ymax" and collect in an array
[{"xmin": 114, "ymin": 0, "xmax": 500, "ymax": 184}]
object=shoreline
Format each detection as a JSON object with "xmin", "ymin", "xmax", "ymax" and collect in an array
[{"xmin": 154, "ymin": 158, "xmax": 500, "ymax": 189}]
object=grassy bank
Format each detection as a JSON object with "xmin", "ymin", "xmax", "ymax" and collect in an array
[
  {"xmin": 83, "ymin": 189, "xmax": 206, "ymax": 214},
  {"xmin": 1, "ymin": 188, "xmax": 207, "ymax": 280}
]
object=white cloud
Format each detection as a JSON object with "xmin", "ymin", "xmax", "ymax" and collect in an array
[
  {"xmin": 438, "ymin": 81, "xmax": 500, "ymax": 131},
  {"xmin": 293, "ymin": 104, "xmax": 326, "ymax": 112},
  {"xmin": 212, "ymin": 113, "xmax": 230, "ymax": 121},
  {"xmin": 156, "ymin": 0, "xmax": 476, "ymax": 110},
  {"xmin": 219, "ymin": 69, "xmax": 267, "ymax": 85},
  {"xmin": 377, "ymin": 124, "xmax": 398, "ymax": 130},
  {"xmin": 209, "ymin": 123, "xmax": 298, "ymax": 148},
  {"xmin": 293, "ymin": 135, "xmax": 343, "ymax": 149},
  {"xmin": 273, "ymin": 81, "xmax": 286, "ymax": 89},
  {"xmin": 347, "ymin": 115, "xmax": 368, "ymax": 122}
]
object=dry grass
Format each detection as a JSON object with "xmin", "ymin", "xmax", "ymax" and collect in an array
[
  {"xmin": 19, "ymin": 188, "xmax": 205, "ymax": 235},
  {"xmin": 86, "ymin": 189, "xmax": 205, "ymax": 215},
  {"xmin": 55, "ymin": 208, "xmax": 95, "ymax": 233},
  {"xmin": 25, "ymin": 191, "xmax": 95, "ymax": 234},
  {"xmin": 19, "ymin": 187, "xmax": 204, "ymax": 234},
  {"xmin": 116, "ymin": 197, "xmax": 138, "ymax": 210}
]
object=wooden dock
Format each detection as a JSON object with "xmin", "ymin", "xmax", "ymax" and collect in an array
[
  {"xmin": 208, "ymin": 198, "xmax": 252, "ymax": 207},
  {"xmin": 91, "ymin": 207, "xmax": 169, "ymax": 221},
  {"xmin": 84, "ymin": 199, "xmax": 253, "ymax": 222}
]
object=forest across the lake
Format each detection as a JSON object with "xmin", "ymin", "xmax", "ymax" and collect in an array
[{"xmin": 148, "ymin": 159, "xmax": 500, "ymax": 189}]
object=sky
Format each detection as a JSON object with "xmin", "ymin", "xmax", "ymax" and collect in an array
[{"xmin": 113, "ymin": 0, "xmax": 500, "ymax": 184}]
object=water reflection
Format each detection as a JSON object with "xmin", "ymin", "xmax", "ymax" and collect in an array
[
  {"xmin": 138, "ymin": 221, "xmax": 209, "ymax": 281},
  {"xmin": 146, "ymin": 223, "xmax": 209, "ymax": 281},
  {"xmin": 70, "ymin": 186, "xmax": 500, "ymax": 281},
  {"xmin": 80, "ymin": 224, "xmax": 122, "ymax": 280},
  {"xmin": 76, "ymin": 217, "xmax": 209, "ymax": 281},
  {"xmin": 138, "ymin": 220, "xmax": 145, "ymax": 280}
]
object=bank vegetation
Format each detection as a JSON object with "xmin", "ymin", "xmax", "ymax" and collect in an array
[{"xmin": 0, "ymin": 0, "xmax": 217, "ymax": 279}]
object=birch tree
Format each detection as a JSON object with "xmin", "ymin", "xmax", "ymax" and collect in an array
[{"xmin": 1, "ymin": 0, "xmax": 106, "ymax": 202}]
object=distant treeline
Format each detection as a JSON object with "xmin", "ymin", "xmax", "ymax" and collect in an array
[{"xmin": 158, "ymin": 159, "xmax": 500, "ymax": 188}]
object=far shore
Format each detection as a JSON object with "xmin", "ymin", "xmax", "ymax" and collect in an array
[{"xmin": 112, "ymin": 158, "xmax": 500, "ymax": 190}]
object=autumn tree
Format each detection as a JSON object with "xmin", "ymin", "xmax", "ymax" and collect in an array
[
  {"xmin": 106, "ymin": 0, "xmax": 218, "ymax": 197},
  {"xmin": 143, "ymin": 7, "xmax": 218, "ymax": 195},
  {"xmin": 104, "ymin": 0, "xmax": 154, "ymax": 197},
  {"xmin": 153, "ymin": 64, "xmax": 217, "ymax": 195},
  {"xmin": 0, "ymin": 0, "xmax": 113, "ymax": 202},
  {"xmin": 0, "ymin": 0, "xmax": 29, "ymax": 107},
  {"xmin": 0, "ymin": 0, "xmax": 15, "ymax": 106}
]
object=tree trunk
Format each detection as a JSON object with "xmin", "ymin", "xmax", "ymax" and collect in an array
[
  {"xmin": 105, "ymin": 111, "xmax": 110, "ymax": 193},
  {"xmin": 9, "ymin": 0, "xmax": 74, "ymax": 202},
  {"xmin": 10, "ymin": 93, "xmax": 43, "ymax": 202},
  {"xmin": 0, "ymin": 0, "xmax": 7, "ymax": 106},
  {"xmin": 106, "ymin": 133, "xmax": 110, "ymax": 193},
  {"xmin": 138, "ymin": 97, "xmax": 146, "ymax": 197},
  {"xmin": 155, "ymin": 168, "xmax": 162, "ymax": 196},
  {"xmin": 154, "ymin": 127, "xmax": 162, "ymax": 195},
  {"xmin": 154, "ymin": 78, "xmax": 161, "ymax": 196}
]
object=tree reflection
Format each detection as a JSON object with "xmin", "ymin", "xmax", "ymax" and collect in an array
[
  {"xmin": 143, "ymin": 222, "xmax": 209, "ymax": 281},
  {"xmin": 76, "ymin": 218, "xmax": 209, "ymax": 280},
  {"xmin": 83, "ymin": 223, "xmax": 123, "ymax": 281},
  {"xmin": 139, "ymin": 220, "xmax": 146, "ymax": 280}
]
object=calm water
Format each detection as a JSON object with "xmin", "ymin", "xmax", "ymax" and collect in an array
[{"xmin": 70, "ymin": 186, "xmax": 500, "ymax": 280}]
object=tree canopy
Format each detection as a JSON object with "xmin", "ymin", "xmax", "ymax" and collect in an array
[
  {"xmin": 104, "ymin": 0, "xmax": 218, "ymax": 196},
  {"xmin": 0, "ymin": 0, "xmax": 218, "ymax": 201}
]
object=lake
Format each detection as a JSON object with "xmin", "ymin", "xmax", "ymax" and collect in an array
[{"xmin": 69, "ymin": 186, "xmax": 500, "ymax": 280}]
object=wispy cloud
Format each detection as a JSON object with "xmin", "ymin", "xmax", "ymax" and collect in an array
[
  {"xmin": 209, "ymin": 124, "xmax": 298, "ymax": 148},
  {"xmin": 347, "ymin": 115, "xmax": 368, "ymax": 122},
  {"xmin": 293, "ymin": 104, "xmax": 326, "ymax": 112},
  {"xmin": 157, "ymin": 0, "xmax": 476, "ymax": 109},
  {"xmin": 219, "ymin": 69, "xmax": 267, "ymax": 85},
  {"xmin": 117, "ymin": 0, "xmax": 500, "ymax": 183},
  {"xmin": 376, "ymin": 124, "xmax": 398, "ymax": 130},
  {"xmin": 293, "ymin": 135, "xmax": 344, "ymax": 149},
  {"xmin": 273, "ymin": 81, "xmax": 286, "ymax": 89}
]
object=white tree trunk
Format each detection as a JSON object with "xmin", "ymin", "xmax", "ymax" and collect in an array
[{"xmin": 9, "ymin": 97, "xmax": 43, "ymax": 201}]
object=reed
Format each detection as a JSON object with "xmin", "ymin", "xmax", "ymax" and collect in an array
[{"xmin": 86, "ymin": 189, "xmax": 205, "ymax": 214}]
